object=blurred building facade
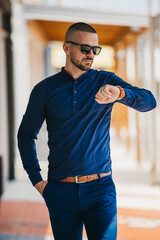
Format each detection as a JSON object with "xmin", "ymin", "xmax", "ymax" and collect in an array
[{"xmin": 1, "ymin": 0, "xmax": 160, "ymax": 193}]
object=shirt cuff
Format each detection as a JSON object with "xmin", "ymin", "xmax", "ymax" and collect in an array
[
  {"xmin": 118, "ymin": 88, "xmax": 144, "ymax": 103},
  {"xmin": 29, "ymin": 171, "xmax": 43, "ymax": 186}
]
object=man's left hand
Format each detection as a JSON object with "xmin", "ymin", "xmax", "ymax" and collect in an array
[{"xmin": 95, "ymin": 84, "xmax": 120, "ymax": 104}]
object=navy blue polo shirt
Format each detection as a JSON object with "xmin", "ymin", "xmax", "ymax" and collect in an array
[{"xmin": 17, "ymin": 68, "xmax": 156, "ymax": 186}]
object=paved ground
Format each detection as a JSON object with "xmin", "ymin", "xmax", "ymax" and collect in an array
[{"xmin": 1, "ymin": 140, "xmax": 160, "ymax": 240}]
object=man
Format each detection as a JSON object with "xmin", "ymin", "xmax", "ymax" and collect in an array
[{"xmin": 17, "ymin": 22, "xmax": 156, "ymax": 240}]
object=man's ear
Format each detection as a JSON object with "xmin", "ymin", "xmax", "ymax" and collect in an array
[{"xmin": 63, "ymin": 42, "xmax": 70, "ymax": 55}]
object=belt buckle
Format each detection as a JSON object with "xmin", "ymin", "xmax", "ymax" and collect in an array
[{"xmin": 75, "ymin": 176, "xmax": 84, "ymax": 184}]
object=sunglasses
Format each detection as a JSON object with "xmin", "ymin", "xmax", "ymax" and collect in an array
[{"xmin": 66, "ymin": 41, "xmax": 102, "ymax": 55}]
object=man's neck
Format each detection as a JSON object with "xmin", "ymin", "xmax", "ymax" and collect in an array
[{"xmin": 64, "ymin": 64, "xmax": 86, "ymax": 80}]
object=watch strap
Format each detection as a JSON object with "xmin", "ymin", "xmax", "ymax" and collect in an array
[{"xmin": 117, "ymin": 86, "xmax": 125, "ymax": 100}]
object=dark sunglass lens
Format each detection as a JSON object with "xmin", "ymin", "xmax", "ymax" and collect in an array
[
  {"xmin": 81, "ymin": 45, "xmax": 91, "ymax": 54},
  {"xmin": 93, "ymin": 47, "xmax": 101, "ymax": 55}
]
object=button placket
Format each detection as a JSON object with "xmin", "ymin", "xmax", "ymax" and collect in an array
[{"xmin": 73, "ymin": 80, "xmax": 78, "ymax": 111}]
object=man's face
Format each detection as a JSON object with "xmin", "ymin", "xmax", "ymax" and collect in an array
[{"xmin": 66, "ymin": 31, "xmax": 99, "ymax": 71}]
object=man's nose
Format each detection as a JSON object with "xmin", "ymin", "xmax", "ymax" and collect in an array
[{"xmin": 86, "ymin": 49, "xmax": 94, "ymax": 58}]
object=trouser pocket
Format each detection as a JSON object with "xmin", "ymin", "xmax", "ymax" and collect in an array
[{"xmin": 42, "ymin": 182, "xmax": 49, "ymax": 198}]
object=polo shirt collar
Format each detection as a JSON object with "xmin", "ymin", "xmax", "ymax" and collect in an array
[{"xmin": 61, "ymin": 67, "xmax": 91, "ymax": 81}]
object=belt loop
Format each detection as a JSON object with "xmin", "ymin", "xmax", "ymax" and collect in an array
[{"xmin": 97, "ymin": 173, "xmax": 101, "ymax": 181}]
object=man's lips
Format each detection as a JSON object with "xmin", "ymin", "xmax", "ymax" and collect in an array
[{"xmin": 83, "ymin": 59, "xmax": 93, "ymax": 63}]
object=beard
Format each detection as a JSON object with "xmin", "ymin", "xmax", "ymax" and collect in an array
[{"xmin": 71, "ymin": 55, "xmax": 93, "ymax": 71}]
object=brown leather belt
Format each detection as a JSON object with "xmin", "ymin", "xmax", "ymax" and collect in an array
[{"xmin": 61, "ymin": 171, "xmax": 112, "ymax": 183}]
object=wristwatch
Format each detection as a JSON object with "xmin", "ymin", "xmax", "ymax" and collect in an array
[{"xmin": 117, "ymin": 86, "xmax": 125, "ymax": 100}]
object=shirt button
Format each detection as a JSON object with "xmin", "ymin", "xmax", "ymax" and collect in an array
[
  {"xmin": 74, "ymin": 101, "xmax": 77, "ymax": 104},
  {"xmin": 74, "ymin": 90, "xmax": 77, "ymax": 93},
  {"xmin": 75, "ymin": 80, "xmax": 77, "ymax": 83}
]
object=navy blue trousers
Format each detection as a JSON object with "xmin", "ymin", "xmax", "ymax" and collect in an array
[{"xmin": 43, "ymin": 174, "xmax": 117, "ymax": 240}]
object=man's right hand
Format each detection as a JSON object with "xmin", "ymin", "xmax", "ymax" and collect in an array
[{"xmin": 34, "ymin": 180, "xmax": 48, "ymax": 196}]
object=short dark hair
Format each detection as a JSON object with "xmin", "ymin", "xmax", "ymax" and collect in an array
[{"xmin": 65, "ymin": 22, "xmax": 97, "ymax": 41}]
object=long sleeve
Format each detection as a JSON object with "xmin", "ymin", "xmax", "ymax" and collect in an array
[
  {"xmin": 112, "ymin": 73, "xmax": 157, "ymax": 112},
  {"xmin": 17, "ymin": 84, "xmax": 46, "ymax": 186}
]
